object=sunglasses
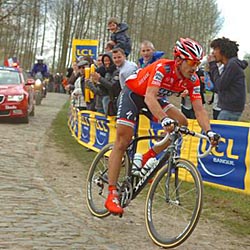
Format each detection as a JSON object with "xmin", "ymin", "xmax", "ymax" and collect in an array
[{"xmin": 185, "ymin": 59, "xmax": 201, "ymax": 67}]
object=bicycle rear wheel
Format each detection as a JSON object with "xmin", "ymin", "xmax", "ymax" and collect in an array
[
  {"xmin": 86, "ymin": 143, "xmax": 129, "ymax": 218},
  {"xmin": 145, "ymin": 158, "xmax": 203, "ymax": 248}
]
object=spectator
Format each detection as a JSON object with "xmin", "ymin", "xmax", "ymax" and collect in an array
[
  {"xmin": 207, "ymin": 63, "xmax": 224, "ymax": 120},
  {"xmin": 90, "ymin": 52, "xmax": 118, "ymax": 115},
  {"xmin": 104, "ymin": 41, "xmax": 115, "ymax": 52},
  {"xmin": 71, "ymin": 60, "xmax": 89, "ymax": 110},
  {"xmin": 95, "ymin": 54, "xmax": 104, "ymax": 67},
  {"xmin": 80, "ymin": 55, "xmax": 96, "ymax": 110},
  {"xmin": 47, "ymin": 73, "xmax": 54, "ymax": 92},
  {"xmin": 107, "ymin": 17, "xmax": 132, "ymax": 57},
  {"xmin": 85, "ymin": 80, "xmax": 105, "ymax": 114},
  {"xmin": 208, "ymin": 37, "xmax": 248, "ymax": 121},
  {"xmin": 138, "ymin": 40, "xmax": 165, "ymax": 68},
  {"xmin": 66, "ymin": 67, "xmax": 73, "ymax": 78},
  {"xmin": 87, "ymin": 67, "xmax": 121, "ymax": 116},
  {"xmin": 65, "ymin": 61, "xmax": 80, "ymax": 94},
  {"xmin": 54, "ymin": 73, "xmax": 62, "ymax": 93},
  {"xmin": 112, "ymin": 48, "xmax": 137, "ymax": 89},
  {"xmin": 79, "ymin": 55, "xmax": 94, "ymax": 65},
  {"xmin": 84, "ymin": 54, "xmax": 104, "ymax": 113},
  {"xmin": 61, "ymin": 74, "xmax": 68, "ymax": 93}
]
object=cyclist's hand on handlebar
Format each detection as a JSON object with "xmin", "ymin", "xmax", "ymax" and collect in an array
[
  {"xmin": 161, "ymin": 117, "xmax": 175, "ymax": 132},
  {"xmin": 206, "ymin": 130, "xmax": 221, "ymax": 147}
]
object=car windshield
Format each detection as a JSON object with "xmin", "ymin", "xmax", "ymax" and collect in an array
[{"xmin": 0, "ymin": 70, "xmax": 21, "ymax": 85}]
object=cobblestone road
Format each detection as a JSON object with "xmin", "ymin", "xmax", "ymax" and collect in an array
[{"xmin": 0, "ymin": 93, "xmax": 249, "ymax": 250}]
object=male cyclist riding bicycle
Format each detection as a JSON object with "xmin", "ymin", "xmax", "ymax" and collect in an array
[{"xmin": 105, "ymin": 38, "xmax": 220, "ymax": 215}]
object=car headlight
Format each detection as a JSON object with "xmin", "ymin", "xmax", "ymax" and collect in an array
[{"xmin": 7, "ymin": 94, "xmax": 24, "ymax": 102}]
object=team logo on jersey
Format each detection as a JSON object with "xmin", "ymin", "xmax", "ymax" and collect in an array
[
  {"xmin": 153, "ymin": 71, "xmax": 164, "ymax": 82},
  {"xmin": 190, "ymin": 75, "xmax": 197, "ymax": 82},
  {"xmin": 158, "ymin": 88, "xmax": 178, "ymax": 97},
  {"xmin": 193, "ymin": 86, "xmax": 200, "ymax": 94},
  {"xmin": 164, "ymin": 65, "xmax": 171, "ymax": 73}
]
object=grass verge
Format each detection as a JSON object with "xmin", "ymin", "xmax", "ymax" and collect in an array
[{"xmin": 50, "ymin": 101, "xmax": 250, "ymax": 237}]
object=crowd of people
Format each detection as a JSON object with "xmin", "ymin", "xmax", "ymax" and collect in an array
[
  {"xmin": 61, "ymin": 20, "xmax": 248, "ymax": 124},
  {"xmin": 31, "ymin": 17, "xmax": 249, "ymax": 215}
]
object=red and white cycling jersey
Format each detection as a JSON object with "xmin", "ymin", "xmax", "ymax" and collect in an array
[{"xmin": 125, "ymin": 59, "xmax": 201, "ymax": 102}]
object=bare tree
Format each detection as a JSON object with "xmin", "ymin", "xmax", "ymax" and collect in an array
[{"xmin": 0, "ymin": 0, "xmax": 224, "ymax": 73}]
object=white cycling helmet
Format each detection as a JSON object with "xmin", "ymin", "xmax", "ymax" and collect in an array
[
  {"xmin": 36, "ymin": 55, "xmax": 44, "ymax": 61},
  {"xmin": 174, "ymin": 38, "xmax": 204, "ymax": 61}
]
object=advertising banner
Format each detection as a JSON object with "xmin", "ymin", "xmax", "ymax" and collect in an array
[
  {"xmin": 197, "ymin": 122, "xmax": 250, "ymax": 191},
  {"xmin": 68, "ymin": 108, "xmax": 250, "ymax": 195},
  {"xmin": 72, "ymin": 39, "xmax": 99, "ymax": 62}
]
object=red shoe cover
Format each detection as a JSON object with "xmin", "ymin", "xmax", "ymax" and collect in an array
[{"xmin": 105, "ymin": 192, "xmax": 124, "ymax": 214}]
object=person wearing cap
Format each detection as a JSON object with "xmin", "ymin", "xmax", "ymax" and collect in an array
[
  {"xmin": 107, "ymin": 17, "xmax": 132, "ymax": 57},
  {"xmin": 71, "ymin": 60, "xmax": 89, "ymax": 110}
]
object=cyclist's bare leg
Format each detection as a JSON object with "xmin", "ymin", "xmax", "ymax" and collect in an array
[
  {"xmin": 152, "ymin": 106, "xmax": 187, "ymax": 154},
  {"xmin": 105, "ymin": 124, "xmax": 134, "ymax": 214},
  {"xmin": 108, "ymin": 124, "xmax": 134, "ymax": 186}
]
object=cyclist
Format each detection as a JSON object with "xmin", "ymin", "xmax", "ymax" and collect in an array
[{"xmin": 105, "ymin": 38, "xmax": 220, "ymax": 215}]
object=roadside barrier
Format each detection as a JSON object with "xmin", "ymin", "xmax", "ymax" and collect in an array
[{"xmin": 68, "ymin": 107, "xmax": 250, "ymax": 195}]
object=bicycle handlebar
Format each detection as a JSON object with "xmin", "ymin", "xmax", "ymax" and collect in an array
[{"xmin": 154, "ymin": 124, "xmax": 212, "ymax": 158}]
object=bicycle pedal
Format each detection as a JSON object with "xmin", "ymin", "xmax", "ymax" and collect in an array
[{"xmin": 111, "ymin": 212, "xmax": 123, "ymax": 218}]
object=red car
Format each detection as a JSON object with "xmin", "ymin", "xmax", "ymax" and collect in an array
[{"xmin": 0, "ymin": 66, "xmax": 35, "ymax": 123}]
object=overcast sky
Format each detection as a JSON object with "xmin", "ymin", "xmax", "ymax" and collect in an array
[{"xmin": 216, "ymin": 0, "xmax": 249, "ymax": 58}]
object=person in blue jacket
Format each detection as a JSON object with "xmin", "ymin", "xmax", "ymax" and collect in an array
[
  {"xmin": 107, "ymin": 17, "xmax": 132, "ymax": 57},
  {"xmin": 31, "ymin": 55, "xmax": 49, "ymax": 78},
  {"xmin": 138, "ymin": 40, "xmax": 165, "ymax": 68}
]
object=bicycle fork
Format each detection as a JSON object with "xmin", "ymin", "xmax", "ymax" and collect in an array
[{"xmin": 164, "ymin": 156, "xmax": 180, "ymax": 206}]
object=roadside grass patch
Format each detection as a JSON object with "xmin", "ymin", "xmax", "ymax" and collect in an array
[
  {"xmin": 202, "ymin": 184, "xmax": 250, "ymax": 236},
  {"xmin": 50, "ymin": 101, "xmax": 95, "ymax": 167}
]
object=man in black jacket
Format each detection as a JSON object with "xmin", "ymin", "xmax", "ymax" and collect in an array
[{"xmin": 208, "ymin": 37, "xmax": 248, "ymax": 121}]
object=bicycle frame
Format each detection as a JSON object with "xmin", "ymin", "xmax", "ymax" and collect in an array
[
  {"xmin": 86, "ymin": 121, "xmax": 215, "ymax": 248},
  {"xmin": 125, "ymin": 130, "xmax": 181, "ymax": 201}
]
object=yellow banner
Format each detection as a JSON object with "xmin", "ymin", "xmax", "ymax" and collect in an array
[
  {"xmin": 72, "ymin": 39, "xmax": 99, "ymax": 62},
  {"xmin": 68, "ymin": 108, "xmax": 250, "ymax": 195}
]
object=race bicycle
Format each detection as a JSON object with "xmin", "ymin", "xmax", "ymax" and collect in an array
[{"xmin": 86, "ymin": 121, "xmax": 214, "ymax": 248}]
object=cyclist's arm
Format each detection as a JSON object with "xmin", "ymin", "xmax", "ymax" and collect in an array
[
  {"xmin": 144, "ymin": 86, "xmax": 166, "ymax": 122},
  {"xmin": 192, "ymin": 99, "xmax": 211, "ymax": 133}
]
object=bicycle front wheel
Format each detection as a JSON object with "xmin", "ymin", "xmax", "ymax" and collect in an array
[
  {"xmin": 145, "ymin": 158, "xmax": 203, "ymax": 248},
  {"xmin": 86, "ymin": 143, "xmax": 129, "ymax": 218}
]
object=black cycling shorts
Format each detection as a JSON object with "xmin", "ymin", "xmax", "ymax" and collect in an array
[{"xmin": 116, "ymin": 86, "xmax": 174, "ymax": 129}]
